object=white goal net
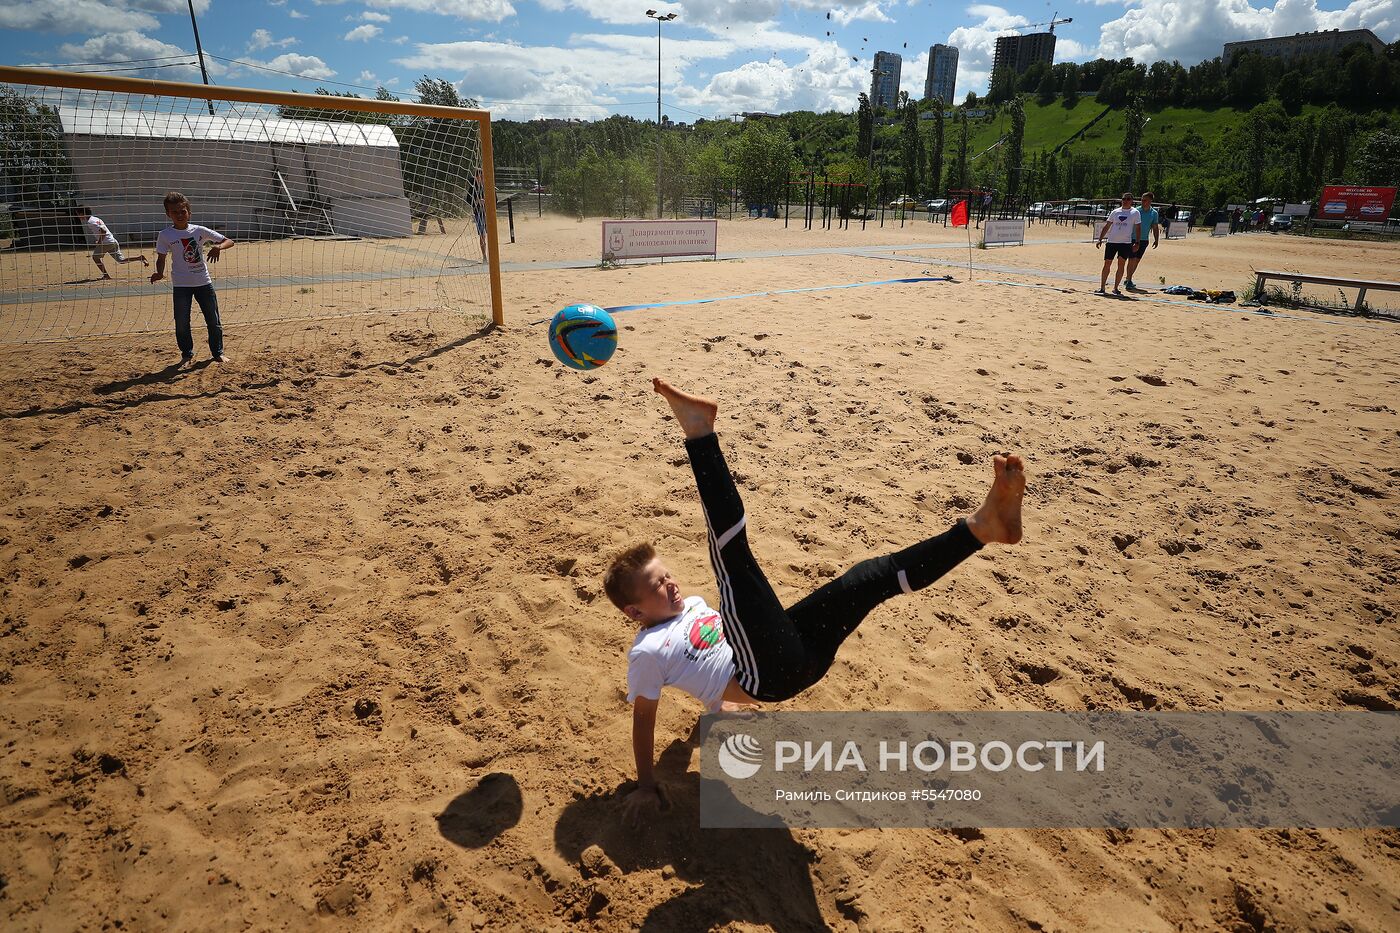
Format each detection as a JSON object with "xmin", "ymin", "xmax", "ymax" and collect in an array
[{"xmin": 0, "ymin": 67, "xmax": 502, "ymax": 349}]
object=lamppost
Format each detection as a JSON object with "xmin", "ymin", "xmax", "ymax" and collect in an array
[
  {"xmin": 1132, "ymin": 115, "xmax": 1151, "ymax": 192},
  {"xmin": 646, "ymin": 9, "xmax": 677, "ymax": 219}
]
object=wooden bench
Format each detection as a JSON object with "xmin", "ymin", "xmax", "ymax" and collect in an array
[{"xmin": 1254, "ymin": 269, "xmax": 1400, "ymax": 312}]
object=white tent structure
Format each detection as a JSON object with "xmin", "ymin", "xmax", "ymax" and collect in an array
[{"xmin": 58, "ymin": 108, "xmax": 413, "ymax": 241}]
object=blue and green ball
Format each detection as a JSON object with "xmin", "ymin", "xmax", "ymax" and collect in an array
[{"xmin": 548, "ymin": 303, "xmax": 618, "ymax": 370}]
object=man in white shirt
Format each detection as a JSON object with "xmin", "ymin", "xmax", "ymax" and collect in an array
[
  {"xmin": 76, "ymin": 207, "xmax": 147, "ymax": 279},
  {"xmin": 1093, "ymin": 192, "xmax": 1142, "ymax": 296}
]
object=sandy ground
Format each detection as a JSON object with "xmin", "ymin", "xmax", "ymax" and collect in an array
[{"xmin": 1, "ymin": 213, "xmax": 1398, "ymax": 931}]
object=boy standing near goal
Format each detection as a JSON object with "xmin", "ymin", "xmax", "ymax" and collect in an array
[
  {"xmin": 76, "ymin": 207, "xmax": 147, "ymax": 279},
  {"xmin": 149, "ymin": 191, "xmax": 233, "ymax": 365}
]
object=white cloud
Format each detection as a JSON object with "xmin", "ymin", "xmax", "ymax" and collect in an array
[
  {"xmin": 248, "ymin": 28, "xmax": 299, "ymax": 52},
  {"xmin": 344, "ymin": 24, "xmax": 383, "ymax": 40},
  {"xmin": 361, "ymin": 10, "xmax": 391, "ymax": 21},
  {"xmin": 396, "ymin": 31, "xmax": 865, "ymax": 119},
  {"xmin": 358, "ymin": 69, "xmax": 378, "ymax": 82},
  {"xmin": 0, "ymin": 0, "xmax": 160, "ymax": 33},
  {"xmin": 247, "ymin": 52, "xmax": 336, "ymax": 79},
  {"xmin": 315, "ymin": 0, "xmax": 515, "ymax": 21},
  {"xmin": 828, "ymin": 2, "xmax": 893, "ymax": 26},
  {"xmin": 50, "ymin": 30, "xmax": 220, "ymax": 81},
  {"xmin": 289, "ymin": 9, "xmax": 307, "ymax": 17},
  {"xmin": 536, "ymin": 0, "xmax": 686, "ymax": 26},
  {"xmin": 1095, "ymin": 0, "xmax": 1399, "ymax": 64},
  {"xmin": 679, "ymin": 43, "xmax": 868, "ymax": 114}
]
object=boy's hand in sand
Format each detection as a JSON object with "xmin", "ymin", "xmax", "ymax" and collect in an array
[
  {"xmin": 621, "ymin": 783, "xmax": 666, "ymax": 827},
  {"xmin": 149, "ymin": 270, "xmax": 163, "ymax": 284}
]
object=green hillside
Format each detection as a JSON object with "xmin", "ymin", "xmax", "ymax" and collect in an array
[{"xmin": 965, "ymin": 97, "xmax": 1326, "ymax": 160}]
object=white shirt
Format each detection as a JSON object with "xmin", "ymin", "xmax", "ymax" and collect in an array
[
  {"xmin": 1104, "ymin": 207, "xmax": 1141, "ymax": 244},
  {"xmin": 626, "ymin": 595, "xmax": 736, "ymax": 713},
  {"xmin": 155, "ymin": 224, "xmax": 226, "ymax": 287},
  {"xmin": 84, "ymin": 215, "xmax": 116, "ymax": 245}
]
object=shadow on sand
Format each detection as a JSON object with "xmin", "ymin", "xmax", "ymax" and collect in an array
[
  {"xmin": 436, "ymin": 772, "xmax": 523, "ymax": 849},
  {"xmin": 554, "ymin": 736, "xmax": 831, "ymax": 932},
  {"xmin": 0, "ymin": 318, "xmax": 495, "ymax": 420}
]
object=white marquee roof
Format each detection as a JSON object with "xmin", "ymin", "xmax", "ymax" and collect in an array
[{"xmin": 58, "ymin": 108, "xmax": 399, "ymax": 148}]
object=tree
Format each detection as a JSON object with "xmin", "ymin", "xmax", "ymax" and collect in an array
[
  {"xmin": 856, "ymin": 92, "xmax": 872, "ymax": 161},
  {"xmin": 730, "ymin": 121, "xmax": 794, "ymax": 210},
  {"xmin": 951, "ymin": 109, "xmax": 969, "ymax": 190},
  {"xmin": 1060, "ymin": 64, "xmax": 1080, "ymax": 106},
  {"xmin": 899, "ymin": 92, "xmax": 921, "ymax": 196},
  {"xmin": 0, "ymin": 89, "xmax": 76, "ymax": 212},
  {"xmin": 1226, "ymin": 51, "xmax": 1268, "ymax": 107},
  {"xmin": 1354, "ymin": 130, "xmax": 1400, "ymax": 186},
  {"xmin": 1036, "ymin": 66, "xmax": 1058, "ymax": 106},
  {"xmin": 1276, "ymin": 70, "xmax": 1304, "ymax": 115},
  {"xmin": 927, "ymin": 98, "xmax": 945, "ymax": 197},
  {"xmin": 1120, "ymin": 94, "xmax": 1146, "ymax": 192},
  {"xmin": 1004, "ymin": 97, "xmax": 1026, "ymax": 199}
]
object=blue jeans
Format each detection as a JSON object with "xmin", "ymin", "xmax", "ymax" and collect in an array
[{"xmin": 173, "ymin": 284, "xmax": 223, "ymax": 358}]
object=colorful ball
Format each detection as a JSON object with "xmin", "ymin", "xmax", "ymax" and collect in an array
[{"xmin": 548, "ymin": 303, "xmax": 617, "ymax": 371}]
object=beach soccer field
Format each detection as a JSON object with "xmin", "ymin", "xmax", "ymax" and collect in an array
[{"xmin": 1, "ymin": 214, "xmax": 1397, "ymax": 930}]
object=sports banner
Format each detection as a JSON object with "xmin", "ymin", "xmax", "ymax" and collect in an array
[
  {"xmin": 982, "ymin": 219, "xmax": 1025, "ymax": 247},
  {"xmin": 1318, "ymin": 186, "xmax": 1397, "ymax": 222},
  {"xmin": 1212, "ymin": 222, "xmax": 1230, "ymax": 237},
  {"xmin": 601, "ymin": 219, "xmax": 717, "ymax": 262}
]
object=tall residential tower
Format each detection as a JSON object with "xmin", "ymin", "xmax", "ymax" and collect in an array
[
  {"xmin": 871, "ymin": 51, "xmax": 902, "ymax": 110},
  {"xmin": 924, "ymin": 44, "xmax": 958, "ymax": 105}
]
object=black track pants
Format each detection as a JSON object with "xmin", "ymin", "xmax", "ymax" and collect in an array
[{"xmin": 687, "ymin": 432, "xmax": 982, "ymax": 702}]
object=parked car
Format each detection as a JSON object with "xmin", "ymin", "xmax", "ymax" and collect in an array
[
  {"xmin": 1026, "ymin": 202, "xmax": 1049, "ymax": 216},
  {"xmin": 1268, "ymin": 213, "xmax": 1293, "ymax": 232},
  {"xmin": 925, "ymin": 198, "xmax": 949, "ymax": 213},
  {"xmin": 888, "ymin": 196, "xmax": 918, "ymax": 209}
]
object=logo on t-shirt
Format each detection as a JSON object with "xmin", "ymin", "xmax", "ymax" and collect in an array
[
  {"xmin": 181, "ymin": 238, "xmax": 201, "ymax": 266},
  {"xmin": 689, "ymin": 612, "xmax": 724, "ymax": 650}
]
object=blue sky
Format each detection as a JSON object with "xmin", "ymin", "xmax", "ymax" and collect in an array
[{"xmin": 2, "ymin": 1, "xmax": 1396, "ymax": 120}]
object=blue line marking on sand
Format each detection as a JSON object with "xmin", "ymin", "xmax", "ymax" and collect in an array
[
  {"xmin": 605, "ymin": 276, "xmax": 952, "ymax": 313},
  {"xmin": 529, "ymin": 276, "xmax": 953, "ymax": 324}
]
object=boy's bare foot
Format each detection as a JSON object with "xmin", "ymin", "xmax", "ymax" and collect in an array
[
  {"xmin": 212, "ymin": 354, "xmax": 229, "ymax": 364},
  {"xmin": 653, "ymin": 378, "xmax": 717, "ymax": 440},
  {"xmin": 965, "ymin": 453, "xmax": 1026, "ymax": 545}
]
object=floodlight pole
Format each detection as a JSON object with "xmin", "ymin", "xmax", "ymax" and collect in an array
[
  {"xmin": 646, "ymin": 10, "xmax": 676, "ymax": 219},
  {"xmin": 186, "ymin": 0, "xmax": 215, "ymax": 115}
]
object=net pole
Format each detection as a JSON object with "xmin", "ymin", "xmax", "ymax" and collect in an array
[{"xmin": 479, "ymin": 117, "xmax": 505, "ymax": 326}]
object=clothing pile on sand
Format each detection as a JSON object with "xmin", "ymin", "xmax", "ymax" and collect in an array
[{"xmin": 1161, "ymin": 285, "xmax": 1237, "ymax": 304}]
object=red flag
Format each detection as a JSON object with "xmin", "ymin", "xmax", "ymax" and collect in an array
[{"xmin": 951, "ymin": 199, "xmax": 968, "ymax": 227}]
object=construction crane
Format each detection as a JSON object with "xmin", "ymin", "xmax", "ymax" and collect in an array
[{"xmin": 1019, "ymin": 11, "xmax": 1073, "ymax": 33}]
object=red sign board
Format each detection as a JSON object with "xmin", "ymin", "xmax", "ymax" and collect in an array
[{"xmin": 1318, "ymin": 185, "xmax": 1397, "ymax": 221}]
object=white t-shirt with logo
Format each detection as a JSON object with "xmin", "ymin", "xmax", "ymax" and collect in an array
[
  {"xmin": 84, "ymin": 215, "xmax": 116, "ymax": 245},
  {"xmin": 1104, "ymin": 207, "xmax": 1141, "ymax": 244},
  {"xmin": 155, "ymin": 224, "xmax": 226, "ymax": 287},
  {"xmin": 626, "ymin": 595, "xmax": 736, "ymax": 713}
]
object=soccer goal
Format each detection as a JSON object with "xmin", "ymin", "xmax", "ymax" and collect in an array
[{"xmin": 0, "ymin": 65, "xmax": 504, "ymax": 347}]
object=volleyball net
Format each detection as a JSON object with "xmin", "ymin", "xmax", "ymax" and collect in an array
[{"xmin": 0, "ymin": 66, "xmax": 503, "ymax": 348}]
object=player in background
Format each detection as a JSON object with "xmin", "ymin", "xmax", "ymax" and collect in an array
[{"xmin": 76, "ymin": 207, "xmax": 148, "ymax": 279}]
